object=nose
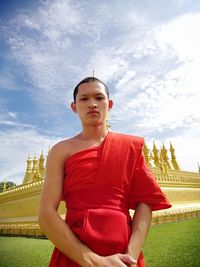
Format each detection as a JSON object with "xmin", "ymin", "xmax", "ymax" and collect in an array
[{"xmin": 88, "ymin": 102, "xmax": 98, "ymax": 109}]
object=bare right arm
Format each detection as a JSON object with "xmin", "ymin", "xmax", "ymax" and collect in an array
[{"xmin": 38, "ymin": 142, "xmax": 135, "ymax": 267}]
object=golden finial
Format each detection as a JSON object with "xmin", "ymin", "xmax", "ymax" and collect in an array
[
  {"xmin": 3, "ymin": 178, "xmax": 7, "ymax": 191},
  {"xmin": 161, "ymin": 143, "xmax": 173, "ymax": 170},
  {"xmin": 143, "ymin": 141, "xmax": 152, "ymax": 167},
  {"xmin": 169, "ymin": 141, "xmax": 181, "ymax": 170},
  {"xmin": 40, "ymin": 150, "xmax": 44, "ymax": 159},
  {"xmin": 170, "ymin": 141, "xmax": 173, "ymax": 150},
  {"xmin": 39, "ymin": 150, "xmax": 45, "ymax": 179},
  {"xmin": 32, "ymin": 154, "xmax": 38, "ymax": 175},
  {"xmin": 106, "ymin": 112, "xmax": 111, "ymax": 129},
  {"xmin": 22, "ymin": 154, "xmax": 33, "ymax": 184},
  {"xmin": 152, "ymin": 141, "xmax": 160, "ymax": 168},
  {"xmin": 153, "ymin": 141, "xmax": 158, "ymax": 154}
]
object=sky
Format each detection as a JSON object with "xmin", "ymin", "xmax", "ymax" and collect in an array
[{"xmin": 0, "ymin": 0, "xmax": 200, "ymax": 185}]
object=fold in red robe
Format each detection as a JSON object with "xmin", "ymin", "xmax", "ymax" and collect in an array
[{"xmin": 49, "ymin": 132, "xmax": 171, "ymax": 267}]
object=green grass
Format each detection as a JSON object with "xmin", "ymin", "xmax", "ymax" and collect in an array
[
  {"xmin": 143, "ymin": 218, "xmax": 200, "ymax": 267},
  {"xmin": 0, "ymin": 236, "xmax": 54, "ymax": 267},
  {"xmin": 0, "ymin": 218, "xmax": 199, "ymax": 267}
]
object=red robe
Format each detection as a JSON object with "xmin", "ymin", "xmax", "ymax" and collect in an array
[{"xmin": 49, "ymin": 132, "xmax": 171, "ymax": 267}]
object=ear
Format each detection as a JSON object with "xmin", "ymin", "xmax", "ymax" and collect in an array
[
  {"xmin": 71, "ymin": 102, "xmax": 77, "ymax": 113},
  {"xmin": 108, "ymin": 100, "xmax": 113, "ymax": 110}
]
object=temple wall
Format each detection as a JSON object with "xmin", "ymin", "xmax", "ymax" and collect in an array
[
  {"xmin": 163, "ymin": 187, "xmax": 200, "ymax": 203},
  {"xmin": 0, "ymin": 167, "xmax": 200, "ymax": 237}
]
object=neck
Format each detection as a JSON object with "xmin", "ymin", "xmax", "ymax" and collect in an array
[{"xmin": 80, "ymin": 124, "xmax": 109, "ymax": 140}]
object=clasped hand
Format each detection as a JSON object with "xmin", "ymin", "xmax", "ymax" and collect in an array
[{"xmin": 83, "ymin": 253, "xmax": 137, "ymax": 267}]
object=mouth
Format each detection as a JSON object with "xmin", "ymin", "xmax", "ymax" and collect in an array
[
  {"xmin": 87, "ymin": 111, "xmax": 99, "ymax": 116},
  {"xmin": 87, "ymin": 111, "xmax": 99, "ymax": 114}
]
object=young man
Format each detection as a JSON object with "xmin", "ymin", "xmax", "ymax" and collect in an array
[{"xmin": 39, "ymin": 77, "xmax": 171, "ymax": 267}]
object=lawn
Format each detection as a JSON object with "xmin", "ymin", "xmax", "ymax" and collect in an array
[
  {"xmin": 0, "ymin": 236, "xmax": 54, "ymax": 267},
  {"xmin": 143, "ymin": 218, "xmax": 200, "ymax": 267},
  {"xmin": 0, "ymin": 218, "xmax": 199, "ymax": 267}
]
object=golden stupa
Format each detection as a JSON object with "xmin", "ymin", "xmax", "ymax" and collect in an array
[{"xmin": 0, "ymin": 142, "xmax": 200, "ymax": 237}]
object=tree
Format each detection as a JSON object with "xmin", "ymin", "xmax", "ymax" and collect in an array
[{"xmin": 0, "ymin": 181, "xmax": 16, "ymax": 193}]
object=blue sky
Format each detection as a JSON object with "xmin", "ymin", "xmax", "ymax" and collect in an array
[{"xmin": 0, "ymin": 0, "xmax": 200, "ymax": 185}]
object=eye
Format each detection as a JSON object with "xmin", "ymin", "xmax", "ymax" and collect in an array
[
  {"xmin": 96, "ymin": 96, "xmax": 105, "ymax": 100},
  {"xmin": 80, "ymin": 97, "xmax": 87, "ymax": 101}
]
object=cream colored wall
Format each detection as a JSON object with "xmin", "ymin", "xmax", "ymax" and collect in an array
[
  {"xmin": 0, "ymin": 167, "xmax": 200, "ymax": 236},
  {"xmin": 0, "ymin": 181, "xmax": 66, "ymax": 223},
  {"xmin": 163, "ymin": 187, "xmax": 200, "ymax": 204}
]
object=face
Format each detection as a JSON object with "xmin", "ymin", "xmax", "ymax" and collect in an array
[{"xmin": 71, "ymin": 81, "xmax": 113, "ymax": 127}]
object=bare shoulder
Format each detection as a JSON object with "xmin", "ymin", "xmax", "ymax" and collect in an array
[{"xmin": 48, "ymin": 137, "xmax": 76, "ymax": 163}]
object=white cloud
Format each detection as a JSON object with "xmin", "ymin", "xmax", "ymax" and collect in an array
[
  {"xmin": 0, "ymin": 112, "xmax": 32, "ymax": 128},
  {"xmin": 157, "ymin": 13, "xmax": 200, "ymax": 61},
  {"xmin": 0, "ymin": 0, "xmax": 200, "ymax": 173},
  {"xmin": 0, "ymin": 0, "xmax": 159, "ymax": 106},
  {"xmin": 92, "ymin": 11, "xmax": 200, "ymax": 174},
  {"xmin": 2, "ymin": 0, "xmax": 83, "ymax": 106},
  {"xmin": 0, "ymin": 128, "xmax": 61, "ymax": 185},
  {"xmin": 105, "ymin": 13, "xmax": 200, "ymax": 132},
  {"xmin": 7, "ymin": 112, "xmax": 17, "ymax": 119}
]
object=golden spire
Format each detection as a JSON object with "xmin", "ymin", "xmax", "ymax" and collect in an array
[
  {"xmin": 170, "ymin": 141, "xmax": 181, "ymax": 170},
  {"xmin": 33, "ymin": 167, "xmax": 41, "ymax": 182},
  {"xmin": 39, "ymin": 150, "xmax": 45, "ymax": 179},
  {"xmin": 32, "ymin": 154, "xmax": 39, "ymax": 178},
  {"xmin": 198, "ymin": 163, "xmax": 200, "ymax": 174},
  {"xmin": 149, "ymin": 151, "xmax": 154, "ymax": 164},
  {"xmin": 31, "ymin": 154, "xmax": 42, "ymax": 182},
  {"xmin": 152, "ymin": 141, "xmax": 160, "ymax": 168},
  {"xmin": 3, "ymin": 178, "xmax": 7, "ymax": 191},
  {"xmin": 161, "ymin": 143, "xmax": 173, "ymax": 169},
  {"xmin": 106, "ymin": 112, "xmax": 111, "ymax": 130},
  {"xmin": 159, "ymin": 146, "xmax": 168, "ymax": 175},
  {"xmin": 143, "ymin": 141, "xmax": 152, "ymax": 167},
  {"xmin": 22, "ymin": 155, "xmax": 33, "ymax": 184},
  {"xmin": 160, "ymin": 145, "xmax": 164, "ymax": 160}
]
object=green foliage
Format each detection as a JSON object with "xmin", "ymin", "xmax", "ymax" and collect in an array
[
  {"xmin": 0, "ymin": 181, "xmax": 16, "ymax": 193},
  {"xmin": 0, "ymin": 218, "xmax": 199, "ymax": 267}
]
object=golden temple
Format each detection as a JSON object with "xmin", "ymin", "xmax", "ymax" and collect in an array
[{"xmin": 0, "ymin": 141, "xmax": 200, "ymax": 237}]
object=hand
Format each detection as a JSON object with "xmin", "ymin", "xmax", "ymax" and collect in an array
[
  {"xmin": 89, "ymin": 253, "xmax": 137, "ymax": 267},
  {"xmin": 117, "ymin": 254, "xmax": 137, "ymax": 266}
]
